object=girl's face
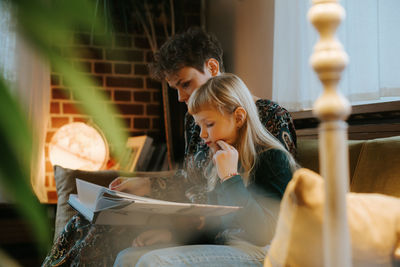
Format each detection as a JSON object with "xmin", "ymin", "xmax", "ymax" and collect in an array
[{"xmin": 193, "ymin": 108, "xmax": 240, "ymax": 153}]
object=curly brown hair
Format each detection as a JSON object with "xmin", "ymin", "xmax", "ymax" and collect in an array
[{"xmin": 149, "ymin": 27, "xmax": 224, "ymax": 81}]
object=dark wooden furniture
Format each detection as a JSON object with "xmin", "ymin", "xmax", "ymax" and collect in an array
[
  {"xmin": 0, "ymin": 203, "xmax": 56, "ymax": 267},
  {"xmin": 293, "ymin": 101, "xmax": 400, "ymax": 140}
]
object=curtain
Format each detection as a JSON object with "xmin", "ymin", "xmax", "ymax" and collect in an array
[
  {"xmin": 16, "ymin": 37, "xmax": 51, "ymax": 203},
  {"xmin": 273, "ymin": 0, "xmax": 400, "ymax": 111},
  {"xmin": 0, "ymin": 1, "xmax": 16, "ymax": 83},
  {"xmin": 0, "ymin": 2, "xmax": 50, "ymax": 202}
]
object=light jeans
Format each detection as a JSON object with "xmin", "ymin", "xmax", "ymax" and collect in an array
[{"xmin": 113, "ymin": 242, "xmax": 267, "ymax": 267}]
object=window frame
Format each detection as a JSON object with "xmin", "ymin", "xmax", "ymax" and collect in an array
[{"xmin": 292, "ymin": 101, "xmax": 400, "ymax": 140}]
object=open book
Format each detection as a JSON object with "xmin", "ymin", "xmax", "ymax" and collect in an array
[{"xmin": 68, "ymin": 179, "xmax": 241, "ymax": 225}]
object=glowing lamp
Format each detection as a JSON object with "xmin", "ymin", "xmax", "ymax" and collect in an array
[{"xmin": 49, "ymin": 122, "xmax": 109, "ymax": 170}]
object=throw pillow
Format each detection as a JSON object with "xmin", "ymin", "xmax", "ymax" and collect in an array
[{"xmin": 53, "ymin": 165, "xmax": 120, "ymax": 240}]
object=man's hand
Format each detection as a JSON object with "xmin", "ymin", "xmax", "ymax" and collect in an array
[
  {"xmin": 109, "ymin": 177, "xmax": 151, "ymax": 196},
  {"xmin": 132, "ymin": 229, "xmax": 172, "ymax": 247},
  {"xmin": 174, "ymin": 215, "xmax": 205, "ymax": 230}
]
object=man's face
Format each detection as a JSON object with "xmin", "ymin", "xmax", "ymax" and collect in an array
[{"xmin": 166, "ymin": 66, "xmax": 213, "ymax": 105}]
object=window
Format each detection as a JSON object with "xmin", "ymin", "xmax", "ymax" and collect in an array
[{"xmin": 273, "ymin": 0, "xmax": 400, "ymax": 112}]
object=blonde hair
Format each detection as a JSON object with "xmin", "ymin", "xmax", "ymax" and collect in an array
[{"xmin": 188, "ymin": 73, "xmax": 297, "ymax": 190}]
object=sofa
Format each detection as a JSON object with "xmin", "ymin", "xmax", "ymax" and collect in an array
[
  {"xmin": 53, "ymin": 135, "xmax": 400, "ymax": 240},
  {"xmin": 296, "ymin": 135, "xmax": 400, "ymax": 197}
]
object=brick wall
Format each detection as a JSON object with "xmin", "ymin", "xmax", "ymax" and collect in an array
[
  {"xmin": 44, "ymin": 1, "xmax": 201, "ymax": 202},
  {"xmin": 45, "ymin": 32, "xmax": 161, "ymax": 201}
]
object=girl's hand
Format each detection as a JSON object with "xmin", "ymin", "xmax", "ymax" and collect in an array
[
  {"xmin": 213, "ymin": 140, "xmax": 239, "ymax": 181},
  {"xmin": 109, "ymin": 177, "xmax": 151, "ymax": 196},
  {"xmin": 132, "ymin": 229, "xmax": 172, "ymax": 247}
]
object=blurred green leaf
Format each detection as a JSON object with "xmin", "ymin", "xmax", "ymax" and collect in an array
[
  {"xmin": 0, "ymin": 77, "xmax": 51, "ymax": 254},
  {"xmin": 0, "ymin": 0, "xmax": 129, "ymax": 259}
]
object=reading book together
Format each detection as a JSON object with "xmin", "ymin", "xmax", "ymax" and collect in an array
[{"xmin": 68, "ymin": 179, "xmax": 241, "ymax": 226}]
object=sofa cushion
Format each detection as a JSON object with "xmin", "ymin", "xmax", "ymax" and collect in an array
[
  {"xmin": 296, "ymin": 139, "xmax": 320, "ymax": 173},
  {"xmin": 297, "ymin": 138, "xmax": 364, "ymax": 182},
  {"xmin": 53, "ymin": 165, "xmax": 119, "ymax": 240},
  {"xmin": 351, "ymin": 136, "xmax": 400, "ymax": 197}
]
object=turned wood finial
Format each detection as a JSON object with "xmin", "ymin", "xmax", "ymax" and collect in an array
[
  {"xmin": 309, "ymin": 0, "xmax": 351, "ymax": 121},
  {"xmin": 308, "ymin": 1, "xmax": 352, "ymax": 267}
]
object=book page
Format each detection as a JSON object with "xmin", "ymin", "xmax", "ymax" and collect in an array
[
  {"xmin": 95, "ymin": 193, "xmax": 134, "ymax": 211},
  {"xmin": 75, "ymin": 179, "xmax": 241, "ymax": 217},
  {"xmin": 105, "ymin": 201, "xmax": 239, "ymax": 217},
  {"xmin": 68, "ymin": 194, "xmax": 94, "ymax": 221},
  {"xmin": 106, "ymin": 189, "xmax": 241, "ymax": 214},
  {"xmin": 107, "ymin": 189, "xmax": 177, "ymax": 204},
  {"xmin": 75, "ymin": 178, "xmax": 171, "ymax": 209},
  {"xmin": 76, "ymin": 179, "xmax": 106, "ymax": 209}
]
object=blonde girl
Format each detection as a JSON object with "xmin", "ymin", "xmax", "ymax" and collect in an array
[
  {"xmin": 188, "ymin": 73, "xmax": 297, "ymax": 191},
  {"xmin": 114, "ymin": 73, "xmax": 297, "ymax": 267}
]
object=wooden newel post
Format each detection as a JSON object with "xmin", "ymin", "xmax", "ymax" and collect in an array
[{"xmin": 308, "ymin": 1, "xmax": 352, "ymax": 267}]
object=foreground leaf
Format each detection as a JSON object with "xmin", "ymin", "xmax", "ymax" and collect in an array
[{"xmin": 0, "ymin": 77, "xmax": 51, "ymax": 254}]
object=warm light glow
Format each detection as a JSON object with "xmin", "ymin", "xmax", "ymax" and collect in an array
[{"xmin": 49, "ymin": 122, "xmax": 109, "ymax": 170}]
